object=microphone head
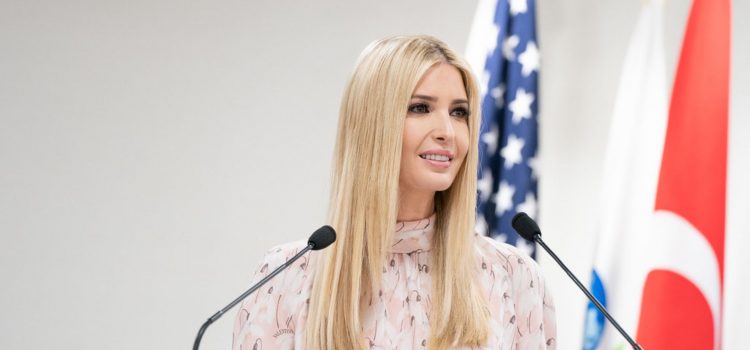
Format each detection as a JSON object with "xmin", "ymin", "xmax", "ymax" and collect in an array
[
  {"xmin": 511, "ymin": 212, "xmax": 541, "ymax": 241},
  {"xmin": 308, "ymin": 225, "xmax": 337, "ymax": 250}
]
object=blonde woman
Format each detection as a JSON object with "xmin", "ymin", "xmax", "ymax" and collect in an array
[{"xmin": 232, "ymin": 35, "xmax": 556, "ymax": 350}]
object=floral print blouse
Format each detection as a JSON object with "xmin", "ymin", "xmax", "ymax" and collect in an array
[{"xmin": 232, "ymin": 214, "xmax": 556, "ymax": 349}]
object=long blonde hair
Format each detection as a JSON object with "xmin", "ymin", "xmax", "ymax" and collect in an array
[{"xmin": 305, "ymin": 35, "xmax": 490, "ymax": 350}]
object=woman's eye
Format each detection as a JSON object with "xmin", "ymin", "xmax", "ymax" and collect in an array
[
  {"xmin": 408, "ymin": 103, "xmax": 430, "ymax": 114},
  {"xmin": 450, "ymin": 107, "xmax": 470, "ymax": 118}
]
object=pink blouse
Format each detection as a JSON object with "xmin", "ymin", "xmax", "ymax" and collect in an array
[{"xmin": 232, "ymin": 214, "xmax": 556, "ymax": 349}]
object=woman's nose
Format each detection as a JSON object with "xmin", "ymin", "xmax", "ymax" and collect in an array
[{"xmin": 432, "ymin": 111, "xmax": 455, "ymax": 143}]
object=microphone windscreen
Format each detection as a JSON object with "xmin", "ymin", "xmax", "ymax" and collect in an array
[
  {"xmin": 308, "ymin": 225, "xmax": 337, "ymax": 250},
  {"xmin": 511, "ymin": 212, "xmax": 541, "ymax": 241}
]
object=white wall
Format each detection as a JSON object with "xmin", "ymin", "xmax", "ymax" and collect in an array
[{"xmin": 0, "ymin": 1, "xmax": 746, "ymax": 349}]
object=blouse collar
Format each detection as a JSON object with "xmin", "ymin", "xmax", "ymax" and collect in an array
[{"xmin": 389, "ymin": 213, "xmax": 436, "ymax": 254}]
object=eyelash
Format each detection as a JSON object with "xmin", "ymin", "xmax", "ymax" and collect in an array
[{"xmin": 408, "ymin": 103, "xmax": 470, "ymax": 118}]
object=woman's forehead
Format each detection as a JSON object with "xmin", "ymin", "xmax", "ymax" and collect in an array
[{"xmin": 411, "ymin": 64, "xmax": 468, "ymax": 99}]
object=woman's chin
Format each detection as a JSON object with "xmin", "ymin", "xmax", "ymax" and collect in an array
[
  {"xmin": 400, "ymin": 173, "xmax": 458, "ymax": 194},
  {"xmin": 418, "ymin": 179, "xmax": 455, "ymax": 193}
]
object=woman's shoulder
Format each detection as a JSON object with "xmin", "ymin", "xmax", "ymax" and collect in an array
[
  {"xmin": 474, "ymin": 233, "xmax": 538, "ymax": 268},
  {"xmin": 233, "ymin": 240, "xmax": 315, "ymax": 350},
  {"xmin": 473, "ymin": 233, "xmax": 548, "ymax": 292},
  {"xmin": 249, "ymin": 239, "xmax": 317, "ymax": 287},
  {"xmin": 473, "ymin": 233, "xmax": 556, "ymax": 345},
  {"xmin": 257, "ymin": 240, "xmax": 310, "ymax": 266}
]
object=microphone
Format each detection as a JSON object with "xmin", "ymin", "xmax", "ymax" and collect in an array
[
  {"xmin": 192, "ymin": 225, "xmax": 336, "ymax": 350},
  {"xmin": 511, "ymin": 212, "xmax": 643, "ymax": 350}
]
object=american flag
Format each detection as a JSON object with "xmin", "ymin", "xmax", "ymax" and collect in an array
[{"xmin": 466, "ymin": 0, "xmax": 539, "ymax": 257}]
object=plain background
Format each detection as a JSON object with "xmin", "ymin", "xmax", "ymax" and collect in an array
[{"xmin": 1, "ymin": 0, "xmax": 748, "ymax": 349}]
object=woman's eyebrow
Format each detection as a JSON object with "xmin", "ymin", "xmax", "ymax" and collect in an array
[
  {"xmin": 411, "ymin": 94, "xmax": 436, "ymax": 101},
  {"xmin": 411, "ymin": 94, "xmax": 469, "ymax": 105}
]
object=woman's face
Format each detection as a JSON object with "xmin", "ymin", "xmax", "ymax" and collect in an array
[{"xmin": 399, "ymin": 63, "xmax": 470, "ymax": 197}]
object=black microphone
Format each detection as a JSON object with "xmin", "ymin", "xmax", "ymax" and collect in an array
[
  {"xmin": 511, "ymin": 212, "xmax": 643, "ymax": 350},
  {"xmin": 192, "ymin": 225, "xmax": 336, "ymax": 350}
]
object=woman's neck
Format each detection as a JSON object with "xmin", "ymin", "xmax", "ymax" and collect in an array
[{"xmin": 397, "ymin": 188, "xmax": 435, "ymax": 221}]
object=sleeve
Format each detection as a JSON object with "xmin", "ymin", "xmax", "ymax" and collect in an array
[
  {"xmin": 231, "ymin": 241, "xmax": 310, "ymax": 350},
  {"xmin": 512, "ymin": 252, "xmax": 557, "ymax": 349}
]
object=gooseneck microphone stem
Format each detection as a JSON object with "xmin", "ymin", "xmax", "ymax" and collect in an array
[
  {"xmin": 192, "ymin": 243, "xmax": 315, "ymax": 350},
  {"xmin": 533, "ymin": 236, "xmax": 642, "ymax": 350}
]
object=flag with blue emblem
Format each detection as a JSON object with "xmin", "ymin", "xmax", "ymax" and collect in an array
[
  {"xmin": 466, "ymin": 0, "xmax": 539, "ymax": 257},
  {"xmin": 583, "ymin": 0, "xmax": 729, "ymax": 348}
]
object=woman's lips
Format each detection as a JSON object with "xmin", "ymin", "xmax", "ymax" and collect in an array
[{"xmin": 420, "ymin": 156, "xmax": 451, "ymax": 169}]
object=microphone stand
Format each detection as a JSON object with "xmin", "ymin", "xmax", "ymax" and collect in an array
[
  {"xmin": 533, "ymin": 236, "xmax": 643, "ymax": 350},
  {"xmin": 192, "ymin": 243, "xmax": 314, "ymax": 350}
]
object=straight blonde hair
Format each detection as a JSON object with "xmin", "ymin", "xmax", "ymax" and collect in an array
[{"xmin": 305, "ymin": 35, "xmax": 490, "ymax": 350}]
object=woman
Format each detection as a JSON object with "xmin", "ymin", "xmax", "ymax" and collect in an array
[{"xmin": 233, "ymin": 35, "xmax": 556, "ymax": 350}]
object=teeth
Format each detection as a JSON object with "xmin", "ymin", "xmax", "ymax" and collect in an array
[{"xmin": 420, "ymin": 154, "xmax": 450, "ymax": 161}]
